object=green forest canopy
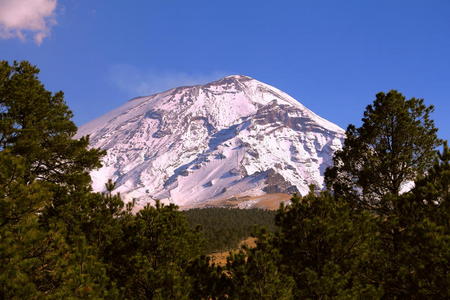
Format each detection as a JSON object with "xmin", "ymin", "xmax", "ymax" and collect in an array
[{"xmin": 183, "ymin": 208, "xmax": 276, "ymax": 253}]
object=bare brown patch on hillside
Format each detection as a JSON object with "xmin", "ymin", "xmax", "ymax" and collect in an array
[
  {"xmin": 209, "ymin": 237, "xmax": 258, "ymax": 266},
  {"xmin": 186, "ymin": 193, "xmax": 292, "ymax": 210},
  {"xmin": 250, "ymin": 193, "xmax": 292, "ymax": 210}
]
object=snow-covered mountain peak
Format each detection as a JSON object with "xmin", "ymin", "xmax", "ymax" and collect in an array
[
  {"xmin": 213, "ymin": 74, "xmax": 252, "ymax": 81},
  {"xmin": 77, "ymin": 75, "xmax": 345, "ymax": 209}
]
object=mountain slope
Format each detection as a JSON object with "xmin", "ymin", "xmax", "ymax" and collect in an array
[{"xmin": 76, "ymin": 75, "xmax": 345, "ymax": 208}]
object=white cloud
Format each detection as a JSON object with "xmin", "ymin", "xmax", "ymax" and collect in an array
[
  {"xmin": 0, "ymin": 0, "xmax": 58, "ymax": 45},
  {"xmin": 109, "ymin": 64, "xmax": 229, "ymax": 97}
]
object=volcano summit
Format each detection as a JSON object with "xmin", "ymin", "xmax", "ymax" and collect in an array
[{"xmin": 76, "ymin": 75, "xmax": 345, "ymax": 208}]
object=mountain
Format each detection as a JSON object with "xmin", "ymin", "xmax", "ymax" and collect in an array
[{"xmin": 76, "ymin": 75, "xmax": 345, "ymax": 209}]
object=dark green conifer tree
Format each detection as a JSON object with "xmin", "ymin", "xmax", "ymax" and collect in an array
[
  {"xmin": 112, "ymin": 201, "xmax": 204, "ymax": 299},
  {"xmin": 325, "ymin": 90, "xmax": 441, "ymax": 211},
  {"xmin": 186, "ymin": 255, "xmax": 229, "ymax": 300},
  {"xmin": 0, "ymin": 60, "xmax": 116, "ymax": 298},
  {"xmin": 324, "ymin": 90, "xmax": 448, "ymax": 297},
  {"xmin": 0, "ymin": 61, "xmax": 103, "ymax": 188},
  {"xmin": 365, "ymin": 143, "xmax": 450, "ymax": 298},
  {"xmin": 272, "ymin": 192, "xmax": 381, "ymax": 298},
  {"xmin": 225, "ymin": 230, "xmax": 295, "ymax": 299}
]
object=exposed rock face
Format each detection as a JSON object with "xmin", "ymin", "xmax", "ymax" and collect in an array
[
  {"xmin": 263, "ymin": 169, "xmax": 300, "ymax": 194},
  {"xmin": 76, "ymin": 75, "xmax": 345, "ymax": 208}
]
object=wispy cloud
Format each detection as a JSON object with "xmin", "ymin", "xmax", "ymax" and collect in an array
[
  {"xmin": 0, "ymin": 0, "xmax": 58, "ymax": 45},
  {"xmin": 108, "ymin": 64, "xmax": 228, "ymax": 97}
]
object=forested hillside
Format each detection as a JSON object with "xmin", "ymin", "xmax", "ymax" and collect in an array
[
  {"xmin": 183, "ymin": 208, "xmax": 276, "ymax": 253},
  {"xmin": 1, "ymin": 61, "xmax": 448, "ymax": 299}
]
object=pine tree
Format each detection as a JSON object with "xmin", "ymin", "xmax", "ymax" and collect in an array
[
  {"xmin": 225, "ymin": 230, "xmax": 295, "ymax": 299},
  {"xmin": 186, "ymin": 255, "xmax": 229, "ymax": 300},
  {"xmin": 0, "ymin": 61, "xmax": 116, "ymax": 298},
  {"xmin": 111, "ymin": 201, "xmax": 204, "ymax": 299},
  {"xmin": 366, "ymin": 143, "xmax": 450, "ymax": 298},
  {"xmin": 273, "ymin": 192, "xmax": 381, "ymax": 298},
  {"xmin": 325, "ymin": 90, "xmax": 441, "ymax": 211},
  {"xmin": 0, "ymin": 61, "xmax": 104, "ymax": 188}
]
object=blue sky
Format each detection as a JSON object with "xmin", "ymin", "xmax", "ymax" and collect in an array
[{"xmin": 1, "ymin": 0, "xmax": 449, "ymax": 141}]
